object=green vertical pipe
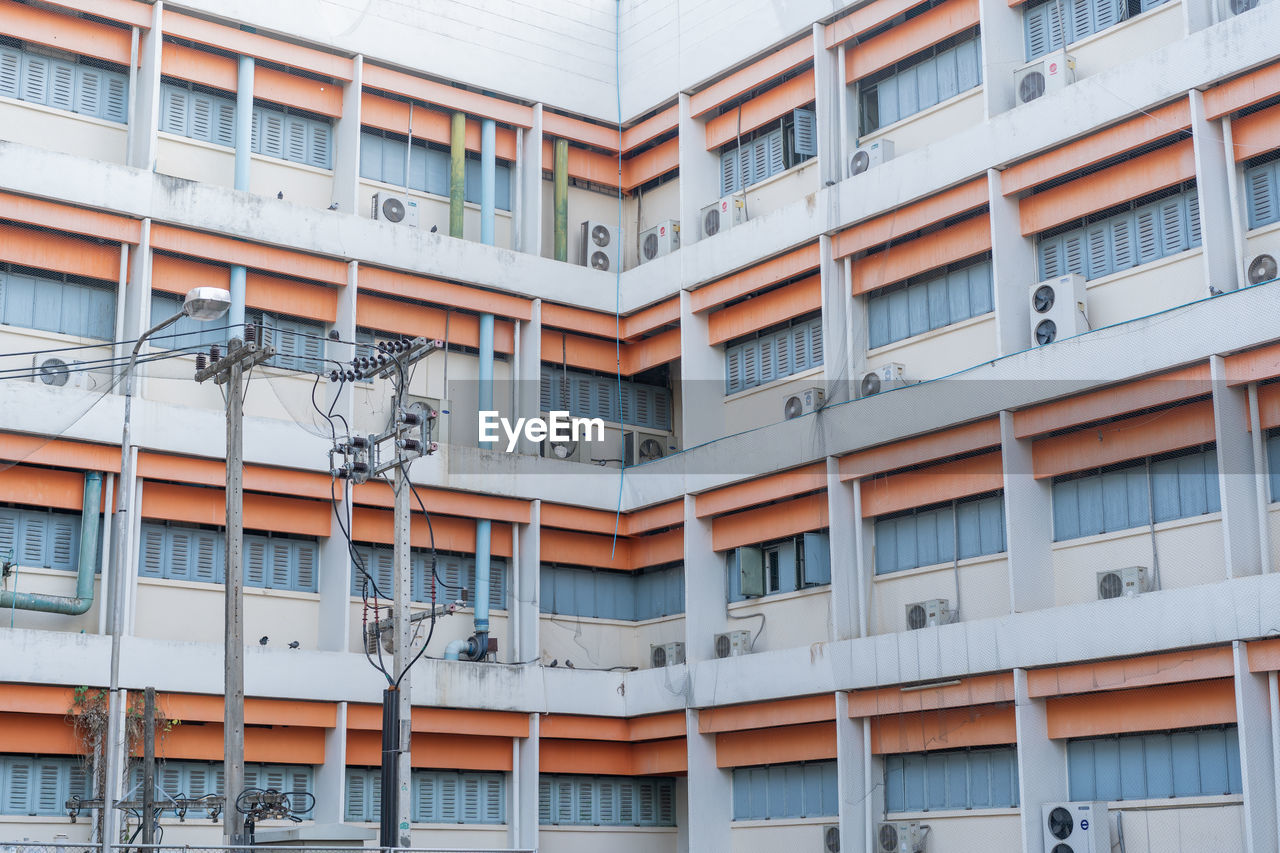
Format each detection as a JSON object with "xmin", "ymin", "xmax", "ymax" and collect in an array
[
  {"xmin": 449, "ymin": 111, "xmax": 466, "ymax": 238},
  {"xmin": 0, "ymin": 472, "xmax": 102, "ymax": 614},
  {"xmin": 553, "ymin": 138, "xmax": 568, "ymax": 262}
]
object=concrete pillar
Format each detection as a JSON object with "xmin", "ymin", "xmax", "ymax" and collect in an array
[
  {"xmin": 852, "ymin": 478, "xmax": 873, "ymax": 637},
  {"xmin": 845, "ymin": 256, "xmax": 869, "ymax": 384},
  {"xmin": 675, "ymin": 776, "xmax": 690, "ymax": 853},
  {"xmin": 516, "ymin": 105, "xmax": 544, "ymax": 255},
  {"xmin": 1013, "ymin": 667, "xmax": 1068, "ymax": 853},
  {"xmin": 1223, "ymin": 118, "xmax": 1252, "ymax": 291},
  {"xmin": 515, "ymin": 299, "xmax": 542, "ymax": 455},
  {"xmin": 1191, "ymin": 89, "xmax": 1239, "ymax": 294},
  {"xmin": 977, "ymin": 0, "xmax": 1025, "ymax": 119},
  {"xmin": 827, "ymin": 458, "xmax": 861, "ymax": 640},
  {"xmin": 988, "ymin": 168, "xmax": 1037, "ymax": 356},
  {"xmin": 1213, "ymin": 355, "xmax": 1265, "ymax": 577},
  {"xmin": 678, "ymin": 93, "xmax": 720, "ymax": 247},
  {"xmin": 313, "ymin": 701, "xmax": 348, "ymax": 823},
  {"xmin": 835, "ymin": 693, "xmax": 871, "ymax": 852},
  {"xmin": 123, "ymin": 220, "xmax": 152, "ymax": 346},
  {"xmin": 820, "ymin": 235, "xmax": 854, "ymax": 404},
  {"xmin": 683, "ymin": 494, "xmax": 726, "ymax": 663},
  {"xmin": 1001, "ymin": 410, "xmax": 1055, "ymax": 612},
  {"xmin": 1248, "ymin": 384, "xmax": 1274, "ymax": 574},
  {"xmin": 127, "ymin": 2, "xmax": 163, "ymax": 170},
  {"xmin": 811, "ymin": 23, "xmax": 844, "ymax": 190},
  {"xmin": 234, "ymin": 55, "xmax": 254, "ymax": 192},
  {"xmin": 836, "ymin": 45, "xmax": 858, "ymax": 176},
  {"xmin": 678, "ymin": 289, "xmax": 724, "ymax": 448},
  {"xmin": 510, "ymin": 712, "xmax": 539, "ymax": 851},
  {"xmin": 1236, "ymin": 641, "xmax": 1279, "ymax": 853},
  {"xmin": 1185, "ymin": 0, "xmax": 1216, "ymax": 32},
  {"xmin": 514, "ymin": 500, "xmax": 540, "ymax": 662},
  {"xmin": 330, "ymin": 55, "xmax": 363, "ymax": 214},
  {"xmin": 684, "ymin": 709, "xmax": 732, "ymax": 851},
  {"xmin": 317, "ymin": 261, "xmax": 358, "ymax": 653}
]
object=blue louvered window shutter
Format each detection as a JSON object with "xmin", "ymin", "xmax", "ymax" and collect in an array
[
  {"xmin": 3, "ymin": 47, "xmax": 127, "ymax": 121},
  {"xmin": 791, "ymin": 108, "xmax": 817, "ymax": 157},
  {"xmin": 720, "ymin": 147, "xmax": 740, "ymax": 196},
  {"xmin": 868, "ymin": 259, "xmax": 994, "ymax": 348},
  {"xmin": 1069, "ymin": 727, "xmax": 1240, "ymax": 800},
  {"xmin": 1268, "ymin": 432, "xmax": 1280, "ymax": 500},
  {"xmin": 1246, "ymin": 159, "xmax": 1280, "ymax": 229},
  {"xmin": 885, "ymin": 748, "xmax": 1019, "ymax": 812},
  {"xmin": 876, "ymin": 494, "xmax": 1006, "ymax": 574},
  {"xmin": 539, "ymin": 775, "xmax": 674, "ymax": 825},
  {"xmin": 0, "ymin": 47, "xmax": 20, "ymax": 99},
  {"xmin": 732, "ymin": 761, "xmax": 838, "ymax": 820}
]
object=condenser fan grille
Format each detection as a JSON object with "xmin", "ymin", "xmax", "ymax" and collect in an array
[
  {"xmin": 590, "ymin": 251, "xmax": 611, "ymax": 271},
  {"xmin": 1035, "ymin": 318, "xmax": 1058, "ymax": 345},
  {"xmin": 652, "ymin": 646, "xmax": 667, "ymax": 667},
  {"xmin": 1033, "ymin": 284, "xmax": 1056, "ymax": 313},
  {"xmin": 1249, "ymin": 253, "xmax": 1277, "ymax": 285},
  {"xmin": 1047, "ymin": 806, "xmax": 1074, "ymax": 840},
  {"xmin": 551, "ymin": 440, "xmax": 578, "ymax": 459},
  {"xmin": 878, "ymin": 823, "xmax": 898, "ymax": 851},
  {"xmin": 784, "ymin": 396, "xmax": 804, "ymax": 419},
  {"xmin": 824, "ymin": 824, "xmax": 840, "ymax": 853},
  {"xmin": 715, "ymin": 634, "xmax": 730, "ymax": 658},
  {"xmin": 638, "ymin": 438, "xmax": 664, "ymax": 462},
  {"xmin": 906, "ymin": 604, "xmax": 927, "ymax": 630},
  {"xmin": 643, "ymin": 233, "xmax": 659, "ymax": 259},
  {"xmin": 37, "ymin": 358, "xmax": 70, "ymax": 386},
  {"xmin": 703, "ymin": 208, "xmax": 721, "ymax": 236},
  {"xmin": 850, "ymin": 150, "xmax": 870, "ymax": 175},
  {"xmin": 1020, "ymin": 70, "xmax": 1046, "ymax": 102},
  {"xmin": 590, "ymin": 224, "xmax": 612, "ymax": 247},
  {"xmin": 381, "ymin": 196, "xmax": 406, "ymax": 222},
  {"xmin": 1098, "ymin": 572, "xmax": 1124, "ymax": 599},
  {"xmin": 860, "ymin": 372, "xmax": 882, "ymax": 397},
  {"xmin": 1232, "ymin": 0, "xmax": 1259, "ymax": 11}
]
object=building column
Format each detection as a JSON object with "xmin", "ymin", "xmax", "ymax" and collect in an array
[
  {"xmin": 811, "ymin": 23, "xmax": 844, "ymax": 190},
  {"xmin": 835, "ymin": 692, "xmax": 871, "ymax": 852},
  {"xmin": 1222, "ymin": 118, "xmax": 1252, "ymax": 291},
  {"xmin": 684, "ymin": 709, "xmax": 732, "ymax": 852},
  {"xmin": 516, "ymin": 105, "xmax": 544, "ymax": 255},
  {"xmin": 827, "ymin": 458, "xmax": 861, "ymax": 641},
  {"xmin": 514, "ymin": 500, "xmax": 540, "ymax": 662},
  {"xmin": 314, "ymin": 701, "xmax": 348, "ymax": 823},
  {"xmin": 836, "ymin": 45, "xmax": 858, "ymax": 176},
  {"xmin": 683, "ymin": 494, "xmax": 725, "ymax": 663},
  {"xmin": 677, "ymin": 93, "xmax": 719, "ymax": 247},
  {"xmin": 678, "ymin": 289, "xmax": 724, "ymax": 449},
  {"xmin": 1191, "ymin": 89, "xmax": 1239, "ymax": 294},
  {"xmin": 1001, "ymin": 411, "xmax": 1055, "ymax": 612},
  {"xmin": 852, "ymin": 476, "xmax": 873, "ymax": 637},
  {"xmin": 127, "ymin": 2, "xmax": 163, "ymax": 170},
  {"xmin": 845, "ymin": 256, "xmax": 869, "ymax": 384},
  {"xmin": 1185, "ymin": 0, "xmax": 1215, "ymax": 32},
  {"xmin": 515, "ymin": 299, "xmax": 542, "ymax": 455},
  {"xmin": 1236, "ymin": 642, "xmax": 1279, "ymax": 853},
  {"xmin": 510, "ymin": 712, "xmax": 539, "ymax": 851},
  {"xmin": 820, "ymin": 235, "xmax": 855, "ymax": 404},
  {"xmin": 1213, "ymin": 355, "xmax": 1265, "ymax": 577},
  {"xmin": 977, "ymin": 0, "xmax": 1025, "ymax": 119},
  {"xmin": 988, "ymin": 168, "xmax": 1037, "ymax": 356},
  {"xmin": 1014, "ymin": 667, "xmax": 1067, "ymax": 853},
  {"xmin": 317, "ymin": 261, "xmax": 359, "ymax": 652},
  {"xmin": 330, "ymin": 55, "xmax": 363, "ymax": 214}
]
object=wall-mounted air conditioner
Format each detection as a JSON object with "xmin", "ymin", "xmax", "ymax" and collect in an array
[
  {"xmin": 1097, "ymin": 566, "xmax": 1151, "ymax": 600},
  {"xmin": 876, "ymin": 821, "xmax": 925, "ymax": 853},
  {"xmin": 1247, "ymin": 253, "xmax": 1278, "ymax": 285},
  {"xmin": 849, "ymin": 139, "xmax": 893, "ymax": 177},
  {"xmin": 700, "ymin": 196, "xmax": 744, "ymax": 239},
  {"xmin": 1043, "ymin": 802, "xmax": 1108, "ymax": 853},
  {"xmin": 1030, "ymin": 274, "xmax": 1089, "ymax": 346},
  {"xmin": 906, "ymin": 599, "xmax": 955, "ymax": 630},
  {"xmin": 624, "ymin": 431, "xmax": 672, "ymax": 466},
  {"xmin": 858, "ymin": 363, "xmax": 909, "ymax": 398},
  {"xmin": 580, "ymin": 221, "xmax": 621, "ymax": 272},
  {"xmin": 1015, "ymin": 49, "xmax": 1075, "ymax": 105},
  {"xmin": 821, "ymin": 825, "xmax": 841, "ymax": 853},
  {"xmin": 540, "ymin": 434, "xmax": 585, "ymax": 463},
  {"xmin": 371, "ymin": 192, "xmax": 419, "ymax": 227},
  {"xmin": 783, "ymin": 387, "xmax": 825, "ymax": 420},
  {"xmin": 639, "ymin": 220, "xmax": 680, "ymax": 264},
  {"xmin": 650, "ymin": 642, "xmax": 685, "ymax": 668},
  {"xmin": 31, "ymin": 356, "xmax": 95, "ymax": 391},
  {"xmin": 714, "ymin": 630, "xmax": 752, "ymax": 658},
  {"xmin": 1218, "ymin": 0, "xmax": 1273, "ymax": 21}
]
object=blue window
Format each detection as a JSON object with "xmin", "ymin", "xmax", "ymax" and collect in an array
[
  {"xmin": 0, "ymin": 43, "xmax": 128, "ymax": 123},
  {"xmin": 352, "ymin": 544, "xmax": 507, "ymax": 610},
  {"xmin": 884, "ymin": 747, "xmax": 1019, "ymax": 812},
  {"xmin": 540, "ymin": 563, "xmax": 684, "ymax": 620},
  {"xmin": 150, "ymin": 290, "xmax": 231, "ymax": 351},
  {"xmin": 250, "ymin": 310, "xmax": 327, "ymax": 374},
  {"xmin": 718, "ymin": 108, "xmax": 815, "ymax": 196},
  {"xmin": 0, "ymin": 755, "xmax": 89, "ymax": 815},
  {"xmin": 360, "ymin": 130, "xmax": 513, "ymax": 211},
  {"xmin": 0, "ymin": 506, "xmax": 93, "ymax": 572},
  {"xmin": 859, "ymin": 30, "xmax": 982, "ymax": 134},
  {"xmin": 540, "ymin": 775, "xmax": 676, "ymax": 826},
  {"xmin": 732, "ymin": 761, "xmax": 837, "ymax": 820},
  {"xmin": 1037, "ymin": 185, "xmax": 1201, "ymax": 282},
  {"xmin": 159, "ymin": 81, "xmax": 236, "ymax": 147},
  {"xmin": 1068, "ymin": 727, "xmax": 1242, "ymax": 801},
  {"xmin": 128, "ymin": 761, "xmax": 312, "ymax": 814},
  {"xmin": 1052, "ymin": 446, "xmax": 1220, "ymax": 541},
  {"xmin": 875, "ymin": 493, "xmax": 1005, "ymax": 575},
  {"xmin": 1245, "ymin": 156, "xmax": 1280, "ymax": 231},
  {"xmin": 728, "ymin": 532, "xmax": 830, "ymax": 602},
  {"xmin": 345, "ymin": 768, "xmax": 505, "ymax": 824},
  {"xmin": 1268, "ymin": 429, "xmax": 1280, "ymax": 501},
  {"xmin": 1, "ymin": 266, "xmax": 115, "ymax": 340},
  {"xmin": 867, "ymin": 258, "xmax": 993, "ymax": 349},
  {"xmin": 251, "ymin": 105, "xmax": 332, "ymax": 169},
  {"xmin": 160, "ymin": 82, "xmax": 333, "ymax": 169},
  {"xmin": 1024, "ymin": 0, "xmax": 1173, "ymax": 61},
  {"xmin": 540, "ymin": 367, "xmax": 672, "ymax": 431},
  {"xmin": 724, "ymin": 313, "xmax": 823, "ymax": 395},
  {"xmin": 138, "ymin": 522, "xmax": 318, "ymax": 593}
]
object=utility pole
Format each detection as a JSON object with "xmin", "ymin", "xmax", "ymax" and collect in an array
[
  {"xmin": 330, "ymin": 337, "xmax": 439, "ymax": 848},
  {"xmin": 195, "ymin": 332, "xmax": 274, "ymax": 844}
]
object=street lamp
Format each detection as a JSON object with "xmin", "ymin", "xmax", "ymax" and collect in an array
[{"xmin": 100, "ymin": 286, "xmax": 231, "ymax": 852}]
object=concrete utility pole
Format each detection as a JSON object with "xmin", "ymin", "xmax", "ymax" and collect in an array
[
  {"xmin": 195, "ymin": 332, "xmax": 274, "ymax": 844},
  {"xmin": 392, "ymin": 457, "xmax": 413, "ymax": 847}
]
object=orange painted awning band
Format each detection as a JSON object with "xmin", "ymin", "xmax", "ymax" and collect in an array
[
  {"xmin": 0, "ymin": 0, "xmax": 132, "ymax": 65},
  {"xmin": 704, "ymin": 69, "xmax": 816, "ymax": 151},
  {"xmin": 1045, "ymin": 679, "xmax": 1236, "ymax": 739},
  {"xmin": 850, "ymin": 213, "xmax": 991, "ymax": 296},
  {"xmin": 699, "ymin": 694, "xmax": 835, "ymax": 734},
  {"xmin": 1027, "ymin": 647, "xmax": 1234, "ymax": 699},
  {"xmin": 690, "ymin": 38, "xmax": 814, "ymax": 119},
  {"xmin": 833, "ymin": 179, "xmax": 989, "ymax": 259},
  {"xmin": 1030, "ymin": 398, "xmax": 1215, "ymax": 479},
  {"xmin": 711, "ymin": 491, "xmax": 828, "ymax": 552},
  {"xmin": 708, "ymin": 274, "xmax": 821, "ymax": 345},
  {"xmin": 0, "ymin": 192, "xmax": 140, "ymax": 244},
  {"xmin": 838, "ymin": 418, "xmax": 1001, "ymax": 481},
  {"xmin": 848, "ymin": 673, "xmax": 1016, "ymax": 718},
  {"xmin": 859, "ymin": 450, "xmax": 1003, "ymax": 518},
  {"xmin": 697, "ymin": 462, "xmax": 827, "ymax": 519},
  {"xmin": 872, "ymin": 704, "xmax": 1015, "ymax": 754},
  {"xmin": 692, "ymin": 243, "xmax": 821, "ymax": 314},
  {"xmin": 716, "ymin": 721, "xmax": 836, "ymax": 767},
  {"xmin": 0, "ymin": 222, "xmax": 120, "ymax": 282},
  {"xmin": 163, "ymin": 10, "xmax": 353, "ymax": 82},
  {"xmin": 846, "ymin": 0, "xmax": 979, "ymax": 84}
]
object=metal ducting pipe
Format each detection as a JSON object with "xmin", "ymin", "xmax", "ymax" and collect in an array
[{"xmin": 1, "ymin": 471, "xmax": 102, "ymax": 615}]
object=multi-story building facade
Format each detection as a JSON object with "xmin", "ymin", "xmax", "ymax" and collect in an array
[{"xmin": 1, "ymin": 0, "xmax": 1280, "ymax": 851}]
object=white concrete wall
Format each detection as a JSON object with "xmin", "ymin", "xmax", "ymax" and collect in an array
[
  {"xmin": 540, "ymin": 613, "xmax": 686, "ymax": 671},
  {"xmin": 879, "ymin": 810, "xmax": 1022, "ymax": 850},
  {"xmin": 725, "ymin": 587, "xmax": 830, "ymax": 653},
  {"xmin": 865, "ymin": 314, "xmax": 999, "ymax": 384},
  {"xmin": 357, "ymin": 179, "xmax": 515, "ymax": 249},
  {"xmin": 540, "ymin": 825, "xmax": 678, "ymax": 853},
  {"xmin": 1070, "ymin": 2, "xmax": 1186, "ymax": 83},
  {"xmin": 2, "ymin": 568, "xmax": 103, "ymax": 635},
  {"xmin": 543, "ymin": 181, "xmax": 625, "ymax": 266},
  {"xmin": 729, "ymin": 818, "xmax": 837, "ymax": 853},
  {"xmin": 251, "ymin": 156, "xmax": 335, "ymax": 211},
  {"xmin": 0, "ymin": 99, "xmax": 127, "ymax": 164},
  {"xmin": 1245, "ymin": 221, "xmax": 1280, "ymax": 270},
  {"xmin": 856, "ymin": 88, "xmax": 986, "ymax": 163},
  {"xmin": 623, "ymin": 177, "xmax": 682, "ymax": 270},
  {"xmin": 156, "ymin": 134, "xmax": 234, "ymax": 188},
  {"xmin": 134, "ymin": 579, "xmax": 320, "ymax": 648},
  {"xmin": 1083, "ymin": 250, "xmax": 1206, "ymax": 331},
  {"xmin": 871, "ymin": 554, "xmax": 1010, "ymax": 636},
  {"xmin": 722, "ymin": 365, "xmax": 825, "ymax": 434},
  {"xmin": 738, "ymin": 160, "xmax": 821, "ymax": 228},
  {"xmin": 1104, "ymin": 799, "xmax": 1244, "ymax": 852}
]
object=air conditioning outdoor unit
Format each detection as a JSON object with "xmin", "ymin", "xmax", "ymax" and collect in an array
[
  {"xmin": 540, "ymin": 434, "xmax": 585, "ymax": 463},
  {"xmin": 700, "ymin": 196, "xmax": 744, "ymax": 239},
  {"xmin": 30, "ymin": 356, "xmax": 95, "ymax": 391},
  {"xmin": 783, "ymin": 387, "xmax": 825, "ymax": 420},
  {"xmin": 906, "ymin": 599, "xmax": 955, "ymax": 630},
  {"xmin": 371, "ymin": 192, "xmax": 419, "ymax": 227},
  {"xmin": 876, "ymin": 821, "xmax": 925, "ymax": 853},
  {"xmin": 1030, "ymin": 274, "xmax": 1089, "ymax": 346},
  {"xmin": 1097, "ymin": 566, "xmax": 1151, "ymax": 600},
  {"xmin": 714, "ymin": 630, "xmax": 752, "ymax": 658},
  {"xmin": 1043, "ymin": 802, "xmax": 1108, "ymax": 853},
  {"xmin": 1247, "ymin": 253, "xmax": 1278, "ymax": 285},
  {"xmin": 849, "ymin": 139, "xmax": 893, "ymax": 177},
  {"xmin": 1218, "ymin": 0, "xmax": 1274, "ymax": 20},
  {"xmin": 1015, "ymin": 50, "xmax": 1076, "ymax": 105},
  {"xmin": 821, "ymin": 824, "xmax": 841, "ymax": 853},
  {"xmin": 580, "ymin": 221, "xmax": 621, "ymax": 271},
  {"xmin": 625, "ymin": 431, "xmax": 671, "ymax": 466},
  {"xmin": 639, "ymin": 220, "xmax": 680, "ymax": 264},
  {"xmin": 858, "ymin": 363, "xmax": 908, "ymax": 398},
  {"xmin": 650, "ymin": 642, "xmax": 685, "ymax": 668}
]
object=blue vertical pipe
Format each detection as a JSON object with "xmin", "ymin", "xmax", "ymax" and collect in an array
[
  {"xmin": 480, "ymin": 119, "xmax": 496, "ymax": 245},
  {"xmin": 473, "ymin": 119, "xmax": 498, "ymax": 645},
  {"xmin": 230, "ymin": 54, "xmax": 254, "ymax": 332}
]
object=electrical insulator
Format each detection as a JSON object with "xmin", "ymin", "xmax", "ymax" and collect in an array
[
  {"xmin": 195, "ymin": 352, "xmax": 207, "ymax": 372},
  {"xmin": 351, "ymin": 436, "xmax": 370, "ymax": 449},
  {"xmin": 328, "ymin": 370, "xmax": 339, "ymax": 382},
  {"xmin": 401, "ymin": 411, "xmax": 421, "ymax": 426},
  {"xmin": 377, "ymin": 341, "xmax": 389, "ymax": 353},
  {"xmin": 345, "ymin": 370, "xmax": 358, "ymax": 382},
  {"xmin": 244, "ymin": 323, "xmax": 258, "ymax": 345},
  {"xmin": 398, "ymin": 439, "xmax": 422, "ymax": 453},
  {"xmin": 209, "ymin": 343, "xmax": 221, "ymax": 361},
  {"xmin": 351, "ymin": 461, "xmax": 369, "ymax": 475},
  {"xmin": 397, "ymin": 338, "xmax": 410, "ymax": 351}
]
